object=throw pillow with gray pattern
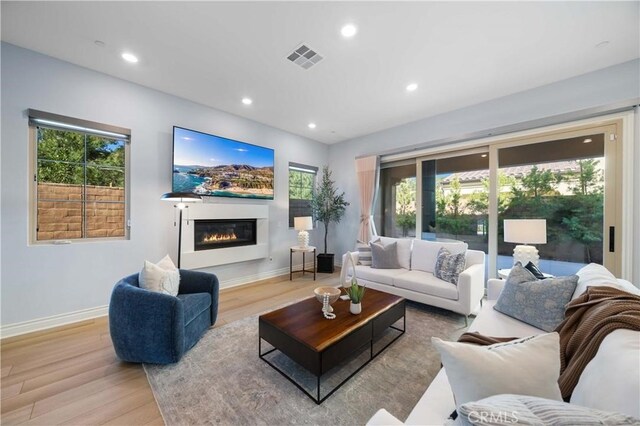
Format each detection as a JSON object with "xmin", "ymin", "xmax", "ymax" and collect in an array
[
  {"xmin": 434, "ymin": 247, "xmax": 466, "ymax": 284},
  {"xmin": 450, "ymin": 394, "xmax": 639, "ymax": 426},
  {"xmin": 506, "ymin": 261, "xmax": 538, "ymax": 284},
  {"xmin": 370, "ymin": 241, "xmax": 401, "ymax": 269},
  {"xmin": 494, "ymin": 264, "xmax": 578, "ymax": 332},
  {"xmin": 355, "ymin": 240, "xmax": 372, "ymax": 266}
]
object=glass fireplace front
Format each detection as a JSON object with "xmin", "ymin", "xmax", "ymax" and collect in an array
[{"xmin": 194, "ymin": 219, "xmax": 257, "ymax": 251}]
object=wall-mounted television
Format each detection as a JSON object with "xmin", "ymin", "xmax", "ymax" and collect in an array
[{"xmin": 172, "ymin": 126, "xmax": 274, "ymax": 200}]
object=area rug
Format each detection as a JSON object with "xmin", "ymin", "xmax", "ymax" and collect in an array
[{"xmin": 144, "ymin": 302, "xmax": 467, "ymax": 425}]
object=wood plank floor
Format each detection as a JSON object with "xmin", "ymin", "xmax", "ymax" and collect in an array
[{"xmin": 1, "ymin": 271, "xmax": 340, "ymax": 425}]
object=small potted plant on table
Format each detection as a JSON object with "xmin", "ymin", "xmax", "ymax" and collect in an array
[{"xmin": 344, "ymin": 278, "xmax": 365, "ymax": 314}]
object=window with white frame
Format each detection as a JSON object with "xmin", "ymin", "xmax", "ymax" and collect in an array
[
  {"xmin": 29, "ymin": 110, "xmax": 130, "ymax": 242},
  {"xmin": 288, "ymin": 163, "xmax": 317, "ymax": 227}
]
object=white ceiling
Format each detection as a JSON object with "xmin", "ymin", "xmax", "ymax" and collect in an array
[{"xmin": 2, "ymin": 2, "xmax": 639, "ymax": 144}]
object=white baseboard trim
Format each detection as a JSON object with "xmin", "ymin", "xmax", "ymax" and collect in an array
[
  {"xmin": 1, "ymin": 305, "xmax": 108, "ymax": 339},
  {"xmin": 1, "ymin": 262, "xmax": 327, "ymax": 338},
  {"xmin": 219, "ymin": 262, "xmax": 319, "ymax": 290}
]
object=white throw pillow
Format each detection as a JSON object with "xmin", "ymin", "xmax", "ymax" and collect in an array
[
  {"xmin": 573, "ymin": 263, "xmax": 640, "ymax": 300},
  {"xmin": 377, "ymin": 237, "xmax": 412, "ymax": 270},
  {"xmin": 432, "ymin": 333, "xmax": 563, "ymax": 408},
  {"xmin": 139, "ymin": 255, "xmax": 180, "ymax": 296},
  {"xmin": 617, "ymin": 279, "xmax": 640, "ymax": 296},
  {"xmin": 571, "ymin": 329, "xmax": 640, "ymax": 418},
  {"xmin": 573, "ymin": 263, "xmax": 617, "ymax": 300},
  {"xmin": 412, "ymin": 239, "xmax": 467, "ymax": 273}
]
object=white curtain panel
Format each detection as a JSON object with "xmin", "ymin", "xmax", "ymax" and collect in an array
[{"xmin": 355, "ymin": 155, "xmax": 379, "ymax": 242}]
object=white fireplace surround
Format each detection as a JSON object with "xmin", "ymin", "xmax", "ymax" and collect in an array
[{"xmin": 180, "ymin": 203, "xmax": 269, "ymax": 269}]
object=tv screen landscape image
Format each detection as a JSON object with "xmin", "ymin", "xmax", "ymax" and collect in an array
[{"xmin": 172, "ymin": 127, "xmax": 274, "ymax": 199}]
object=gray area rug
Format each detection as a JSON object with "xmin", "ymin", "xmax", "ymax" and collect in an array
[{"xmin": 144, "ymin": 302, "xmax": 467, "ymax": 425}]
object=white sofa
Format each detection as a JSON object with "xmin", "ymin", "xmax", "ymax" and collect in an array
[
  {"xmin": 367, "ymin": 265, "xmax": 640, "ymax": 425},
  {"xmin": 342, "ymin": 237, "xmax": 485, "ymax": 324}
]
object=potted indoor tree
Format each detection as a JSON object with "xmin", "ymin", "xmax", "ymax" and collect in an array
[{"xmin": 310, "ymin": 166, "xmax": 349, "ymax": 273}]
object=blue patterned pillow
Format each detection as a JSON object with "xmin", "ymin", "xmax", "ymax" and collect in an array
[
  {"xmin": 494, "ymin": 264, "xmax": 578, "ymax": 332},
  {"xmin": 434, "ymin": 247, "xmax": 466, "ymax": 284}
]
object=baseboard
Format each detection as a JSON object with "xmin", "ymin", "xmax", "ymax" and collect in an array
[
  {"xmin": 1, "ymin": 262, "xmax": 327, "ymax": 338},
  {"xmin": 219, "ymin": 261, "xmax": 319, "ymax": 290},
  {"xmin": 1, "ymin": 305, "xmax": 108, "ymax": 339}
]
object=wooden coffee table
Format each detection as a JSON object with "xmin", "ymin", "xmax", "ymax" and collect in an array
[{"xmin": 259, "ymin": 288, "xmax": 405, "ymax": 404}]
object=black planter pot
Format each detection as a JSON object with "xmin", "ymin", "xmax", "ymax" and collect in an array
[{"xmin": 316, "ymin": 253, "xmax": 335, "ymax": 273}]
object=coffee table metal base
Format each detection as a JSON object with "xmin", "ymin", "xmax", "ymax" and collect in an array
[{"xmin": 259, "ymin": 311, "xmax": 405, "ymax": 404}]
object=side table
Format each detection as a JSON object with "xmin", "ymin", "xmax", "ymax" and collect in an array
[{"xmin": 290, "ymin": 246, "xmax": 316, "ymax": 280}]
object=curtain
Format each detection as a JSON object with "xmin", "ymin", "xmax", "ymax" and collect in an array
[{"xmin": 355, "ymin": 155, "xmax": 379, "ymax": 242}]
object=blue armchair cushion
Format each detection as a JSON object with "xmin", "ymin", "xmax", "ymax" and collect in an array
[
  {"xmin": 109, "ymin": 269, "xmax": 219, "ymax": 364},
  {"xmin": 178, "ymin": 293, "xmax": 211, "ymax": 325}
]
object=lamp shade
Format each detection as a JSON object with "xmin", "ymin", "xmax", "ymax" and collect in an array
[
  {"xmin": 160, "ymin": 192, "xmax": 203, "ymax": 202},
  {"xmin": 294, "ymin": 216, "xmax": 313, "ymax": 231},
  {"xmin": 503, "ymin": 219, "xmax": 547, "ymax": 244}
]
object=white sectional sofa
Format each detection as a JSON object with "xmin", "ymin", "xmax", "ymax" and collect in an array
[
  {"xmin": 342, "ymin": 237, "xmax": 485, "ymax": 324},
  {"xmin": 367, "ymin": 265, "xmax": 640, "ymax": 425}
]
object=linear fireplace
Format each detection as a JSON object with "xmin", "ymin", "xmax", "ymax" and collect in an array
[
  {"xmin": 194, "ymin": 219, "xmax": 257, "ymax": 251},
  {"xmin": 180, "ymin": 203, "xmax": 268, "ymax": 269}
]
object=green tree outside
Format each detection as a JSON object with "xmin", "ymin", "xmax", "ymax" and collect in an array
[
  {"xmin": 433, "ymin": 161, "xmax": 604, "ymax": 264},
  {"xmin": 289, "ymin": 170, "xmax": 314, "ymax": 200},
  {"xmin": 37, "ymin": 128, "xmax": 125, "ymax": 188},
  {"xmin": 436, "ymin": 176, "xmax": 475, "ymax": 237},
  {"xmin": 395, "ymin": 178, "xmax": 416, "ymax": 237}
]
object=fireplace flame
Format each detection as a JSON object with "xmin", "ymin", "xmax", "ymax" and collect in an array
[{"xmin": 202, "ymin": 231, "xmax": 238, "ymax": 243}]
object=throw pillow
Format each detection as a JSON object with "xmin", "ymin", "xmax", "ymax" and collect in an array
[
  {"xmin": 505, "ymin": 261, "xmax": 537, "ymax": 283},
  {"xmin": 455, "ymin": 394, "xmax": 638, "ymax": 426},
  {"xmin": 139, "ymin": 255, "xmax": 180, "ymax": 296},
  {"xmin": 370, "ymin": 241, "xmax": 401, "ymax": 269},
  {"xmin": 411, "ymin": 239, "xmax": 468, "ymax": 274},
  {"xmin": 377, "ymin": 236, "xmax": 412, "ymax": 270},
  {"xmin": 432, "ymin": 333, "xmax": 563, "ymax": 408},
  {"xmin": 494, "ymin": 265, "xmax": 578, "ymax": 332},
  {"xmin": 355, "ymin": 240, "xmax": 372, "ymax": 266},
  {"xmin": 434, "ymin": 247, "xmax": 466, "ymax": 284},
  {"xmin": 571, "ymin": 329, "xmax": 640, "ymax": 418},
  {"xmin": 573, "ymin": 263, "xmax": 640, "ymax": 300}
]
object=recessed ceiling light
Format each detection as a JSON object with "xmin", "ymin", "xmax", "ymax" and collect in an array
[
  {"xmin": 595, "ymin": 41, "xmax": 610, "ymax": 48},
  {"xmin": 406, "ymin": 83, "xmax": 418, "ymax": 92},
  {"xmin": 94, "ymin": 40, "xmax": 105, "ymax": 47},
  {"xmin": 481, "ymin": 154, "xmax": 488, "ymax": 158},
  {"xmin": 242, "ymin": 97, "xmax": 253, "ymax": 105},
  {"xmin": 308, "ymin": 123, "xmax": 317, "ymax": 129},
  {"xmin": 341, "ymin": 24, "xmax": 358, "ymax": 38},
  {"xmin": 583, "ymin": 138, "xmax": 593, "ymax": 143},
  {"xmin": 121, "ymin": 52, "xmax": 138, "ymax": 63}
]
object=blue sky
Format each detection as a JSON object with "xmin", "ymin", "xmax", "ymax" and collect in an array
[{"xmin": 173, "ymin": 127, "xmax": 274, "ymax": 167}]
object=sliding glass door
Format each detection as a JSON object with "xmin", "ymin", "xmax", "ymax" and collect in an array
[
  {"xmin": 494, "ymin": 123, "xmax": 621, "ymax": 276},
  {"xmin": 376, "ymin": 162, "xmax": 417, "ymax": 238},
  {"xmin": 380, "ymin": 120, "xmax": 624, "ymax": 279},
  {"xmin": 419, "ymin": 152, "xmax": 489, "ymax": 253}
]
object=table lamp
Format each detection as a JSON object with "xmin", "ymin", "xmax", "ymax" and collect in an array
[
  {"xmin": 161, "ymin": 192, "xmax": 203, "ymax": 268},
  {"xmin": 294, "ymin": 216, "xmax": 313, "ymax": 248},
  {"xmin": 503, "ymin": 219, "xmax": 547, "ymax": 267}
]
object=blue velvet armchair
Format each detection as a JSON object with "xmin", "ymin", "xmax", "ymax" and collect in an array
[{"xmin": 109, "ymin": 269, "xmax": 219, "ymax": 364}]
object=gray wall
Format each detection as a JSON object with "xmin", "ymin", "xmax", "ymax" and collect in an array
[
  {"xmin": 328, "ymin": 59, "xmax": 640, "ymax": 281},
  {"xmin": 1, "ymin": 43, "xmax": 329, "ymax": 326}
]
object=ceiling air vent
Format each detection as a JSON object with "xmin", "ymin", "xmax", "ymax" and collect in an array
[{"xmin": 286, "ymin": 44, "xmax": 323, "ymax": 70}]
